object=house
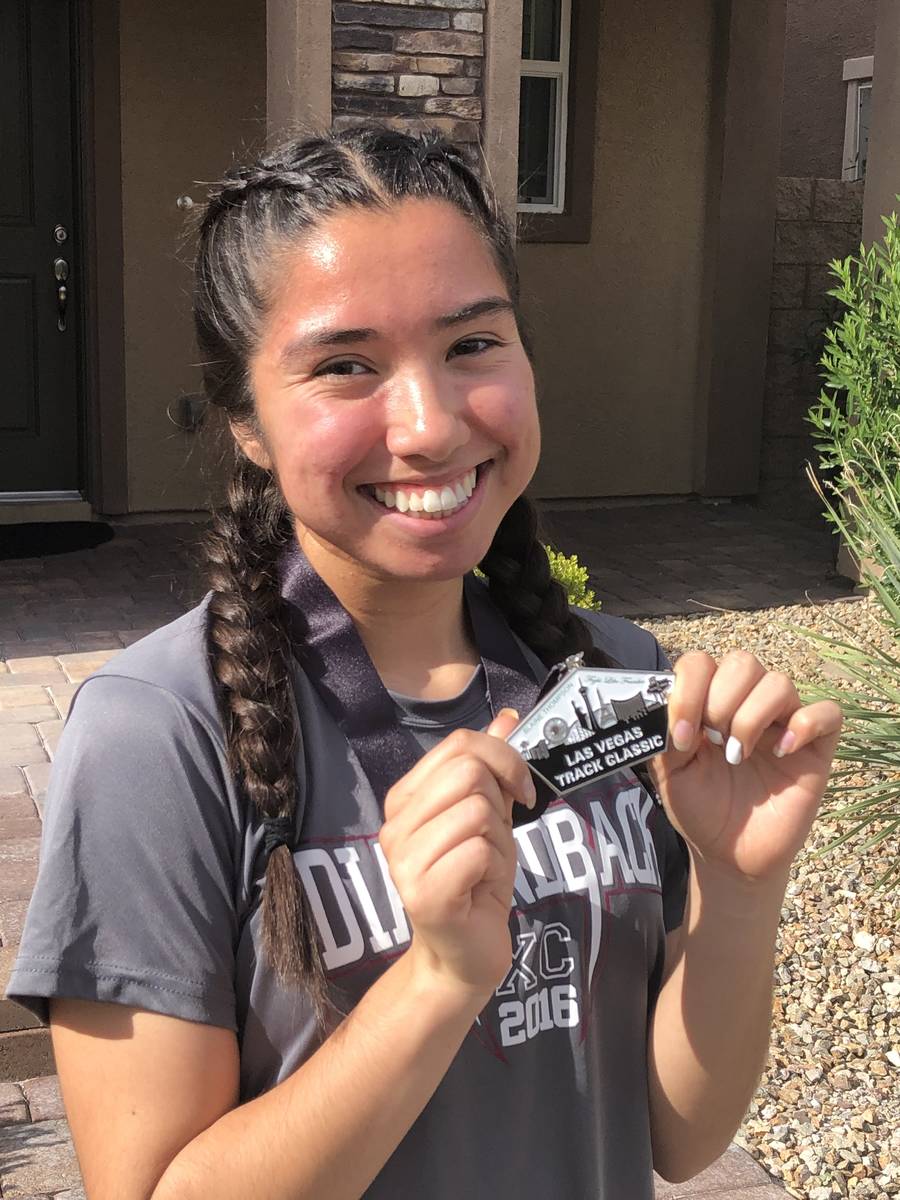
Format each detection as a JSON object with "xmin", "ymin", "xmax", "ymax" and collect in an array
[
  {"xmin": 760, "ymin": 0, "xmax": 899, "ymax": 517},
  {"xmin": 3, "ymin": 0, "xmax": 899, "ymax": 524},
  {"xmin": 781, "ymin": 0, "xmax": 877, "ymax": 182}
]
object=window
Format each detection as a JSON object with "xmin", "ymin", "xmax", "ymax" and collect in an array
[
  {"xmin": 842, "ymin": 56, "xmax": 873, "ymax": 182},
  {"xmin": 515, "ymin": 0, "xmax": 598, "ymax": 244},
  {"xmin": 517, "ymin": 0, "xmax": 571, "ymax": 212}
]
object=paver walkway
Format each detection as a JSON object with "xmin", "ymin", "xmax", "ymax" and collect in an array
[
  {"xmin": 1, "ymin": 500, "xmax": 849, "ymax": 1198},
  {"xmin": 539, "ymin": 497, "xmax": 854, "ymax": 618}
]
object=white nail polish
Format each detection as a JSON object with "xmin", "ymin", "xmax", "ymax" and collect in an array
[
  {"xmin": 725, "ymin": 736, "xmax": 743, "ymax": 766},
  {"xmin": 704, "ymin": 726, "xmax": 725, "ymax": 746}
]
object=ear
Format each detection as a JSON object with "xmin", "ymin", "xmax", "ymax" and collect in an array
[{"xmin": 230, "ymin": 421, "xmax": 272, "ymax": 471}]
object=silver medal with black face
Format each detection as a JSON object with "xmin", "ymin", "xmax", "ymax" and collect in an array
[{"xmin": 508, "ymin": 654, "xmax": 675, "ymax": 810}]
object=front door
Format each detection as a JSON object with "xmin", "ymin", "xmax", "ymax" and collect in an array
[{"xmin": 1, "ymin": 0, "xmax": 80, "ymax": 495}]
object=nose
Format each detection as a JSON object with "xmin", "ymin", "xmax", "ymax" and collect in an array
[{"xmin": 384, "ymin": 367, "xmax": 470, "ymax": 462}]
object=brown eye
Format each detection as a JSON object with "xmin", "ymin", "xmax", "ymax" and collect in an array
[
  {"xmin": 314, "ymin": 360, "xmax": 371, "ymax": 377},
  {"xmin": 449, "ymin": 338, "xmax": 500, "ymax": 358}
]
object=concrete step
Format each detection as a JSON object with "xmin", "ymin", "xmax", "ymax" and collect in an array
[
  {"xmin": 0, "ymin": 945, "xmax": 54, "ymax": 1081},
  {"xmin": 1, "ymin": 949, "xmax": 41, "ymax": 1025},
  {"xmin": 0, "ymin": 1027, "xmax": 54, "ymax": 1081}
]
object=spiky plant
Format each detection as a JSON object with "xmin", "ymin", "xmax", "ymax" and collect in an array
[{"xmin": 793, "ymin": 437, "xmax": 900, "ymax": 890}]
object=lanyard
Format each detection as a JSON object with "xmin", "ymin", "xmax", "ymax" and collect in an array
[{"xmin": 278, "ymin": 544, "xmax": 550, "ymax": 825}]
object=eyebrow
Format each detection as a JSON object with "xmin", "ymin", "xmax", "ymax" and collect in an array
[{"xmin": 277, "ymin": 296, "xmax": 516, "ymax": 365}]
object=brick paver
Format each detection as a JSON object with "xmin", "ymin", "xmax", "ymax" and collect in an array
[
  {"xmin": 0, "ymin": 794, "xmax": 39, "ymax": 820},
  {"xmin": 0, "ymin": 706, "xmax": 59, "ymax": 727},
  {"xmin": 0, "ymin": 506, "xmax": 838, "ymax": 1197},
  {"xmin": 46, "ymin": 686, "xmax": 78, "ymax": 721},
  {"xmin": 0, "ymin": 1115, "xmax": 84, "ymax": 1195},
  {"xmin": 0, "ymin": 687, "xmax": 57, "ymax": 712},
  {"xmin": 20, "ymin": 1075, "xmax": 66, "ymax": 1123},
  {"xmin": 540, "ymin": 498, "xmax": 853, "ymax": 616},
  {"xmin": 0, "ymin": 766, "xmax": 29, "ymax": 796}
]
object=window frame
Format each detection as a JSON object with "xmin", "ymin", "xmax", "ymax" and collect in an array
[
  {"xmin": 516, "ymin": 0, "xmax": 599, "ymax": 245},
  {"xmin": 842, "ymin": 55, "xmax": 874, "ymax": 182},
  {"xmin": 517, "ymin": 0, "xmax": 572, "ymax": 214}
]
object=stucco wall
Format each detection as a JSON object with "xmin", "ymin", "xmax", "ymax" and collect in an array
[
  {"xmin": 118, "ymin": 0, "xmax": 266, "ymax": 512},
  {"xmin": 780, "ymin": 0, "xmax": 875, "ymax": 179},
  {"xmin": 520, "ymin": 0, "xmax": 715, "ymax": 499}
]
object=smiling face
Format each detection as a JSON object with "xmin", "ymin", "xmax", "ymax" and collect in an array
[{"xmin": 242, "ymin": 197, "xmax": 540, "ymax": 590}]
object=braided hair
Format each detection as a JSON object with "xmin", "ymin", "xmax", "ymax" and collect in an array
[{"xmin": 193, "ymin": 124, "xmax": 616, "ymax": 1025}]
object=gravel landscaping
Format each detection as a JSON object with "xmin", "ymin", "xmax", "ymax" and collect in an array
[{"xmin": 642, "ymin": 596, "xmax": 900, "ymax": 1200}]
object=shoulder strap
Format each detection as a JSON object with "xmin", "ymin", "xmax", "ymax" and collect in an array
[{"xmin": 278, "ymin": 546, "xmax": 545, "ymax": 823}]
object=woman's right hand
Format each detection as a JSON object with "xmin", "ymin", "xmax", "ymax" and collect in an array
[{"xmin": 379, "ymin": 709, "xmax": 536, "ymax": 1005}]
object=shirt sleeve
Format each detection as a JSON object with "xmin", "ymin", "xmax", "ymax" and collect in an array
[{"xmin": 4, "ymin": 674, "xmax": 241, "ymax": 1030}]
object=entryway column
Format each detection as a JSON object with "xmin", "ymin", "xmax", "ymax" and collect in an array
[
  {"xmin": 862, "ymin": 0, "xmax": 900, "ymax": 243},
  {"xmin": 693, "ymin": 0, "xmax": 788, "ymax": 496},
  {"xmin": 482, "ymin": 0, "xmax": 523, "ymax": 223},
  {"xmin": 267, "ymin": 0, "xmax": 332, "ymax": 143}
]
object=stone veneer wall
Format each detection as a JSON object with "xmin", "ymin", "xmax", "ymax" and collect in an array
[
  {"xmin": 760, "ymin": 177, "xmax": 865, "ymax": 517},
  {"xmin": 331, "ymin": 0, "xmax": 486, "ymax": 144}
]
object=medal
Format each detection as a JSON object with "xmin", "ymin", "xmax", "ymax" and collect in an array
[
  {"xmin": 279, "ymin": 548, "xmax": 668, "ymax": 830},
  {"xmin": 507, "ymin": 653, "xmax": 674, "ymax": 807}
]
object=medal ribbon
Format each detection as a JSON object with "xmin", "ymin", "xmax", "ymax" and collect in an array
[{"xmin": 278, "ymin": 544, "xmax": 549, "ymax": 824}]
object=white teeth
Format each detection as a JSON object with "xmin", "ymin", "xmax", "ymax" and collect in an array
[{"xmin": 369, "ymin": 465, "xmax": 483, "ymax": 517}]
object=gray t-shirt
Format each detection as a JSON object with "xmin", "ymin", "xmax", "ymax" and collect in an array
[{"xmin": 7, "ymin": 598, "xmax": 688, "ymax": 1198}]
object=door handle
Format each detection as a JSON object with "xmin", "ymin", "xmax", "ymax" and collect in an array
[{"xmin": 54, "ymin": 256, "xmax": 69, "ymax": 332}]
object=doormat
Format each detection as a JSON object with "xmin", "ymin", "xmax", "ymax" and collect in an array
[{"xmin": 0, "ymin": 522, "xmax": 115, "ymax": 561}]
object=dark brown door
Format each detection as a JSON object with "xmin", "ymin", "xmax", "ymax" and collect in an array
[{"xmin": 0, "ymin": 0, "xmax": 80, "ymax": 495}]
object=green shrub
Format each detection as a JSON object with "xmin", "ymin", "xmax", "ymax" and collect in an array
[
  {"xmin": 807, "ymin": 208, "xmax": 900, "ymax": 514},
  {"xmin": 545, "ymin": 546, "xmax": 601, "ymax": 611}
]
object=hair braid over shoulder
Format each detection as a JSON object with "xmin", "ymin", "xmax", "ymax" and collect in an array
[
  {"xmin": 205, "ymin": 458, "xmax": 332, "ymax": 1023},
  {"xmin": 479, "ymin": 496, "xmax": 617, "ymax": 670}
]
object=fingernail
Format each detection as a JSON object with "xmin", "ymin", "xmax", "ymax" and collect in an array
[
  {"xmin": 773, "ymin": 730, "xmax": 796, "ymax": 758},
  {"xmin": 725, "ymin": 736, "xmax": 743, "ymax": 766},
  {"xmin": 499, "ymin": 708, "xmax": 519, "ymax": 721},
  {"xmin": 525, "ymin": 775, "xmax": 537, "ymax": 809},
  {"xmin": 703, "ymin": 725, "xmax": 725, "ymax": 746},
  {"xmin": 672, "ymin": 719, "xmax": 694, "ymax": 751}
]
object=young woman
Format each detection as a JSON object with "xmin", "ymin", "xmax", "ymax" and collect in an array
[{"xmin": 7, "ymin": 126, "xmax": 842, "ymax": 1200}]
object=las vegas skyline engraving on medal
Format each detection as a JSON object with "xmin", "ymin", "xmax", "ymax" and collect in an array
[{"xmin": 509, "ymin": 666, "xmax": 675, "ymax": 796}]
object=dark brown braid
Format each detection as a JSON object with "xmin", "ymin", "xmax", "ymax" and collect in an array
[
  {"xmin": 204, "ymin": 457, "xmax": 331, "ymax": 1024},
  {"xmin": 193, "ymin": 123, "xmax": 615, "ymax": 1024},
  {"xmin": 220, "ymin": 165, "xmax": 315, "ymax": 195},
  {"xmin": 479, "ymin": 496, "xmax": 617, "ymax": 669}
]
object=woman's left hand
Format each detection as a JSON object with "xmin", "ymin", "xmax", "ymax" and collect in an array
[{"xmin": 650, "ymin": 650, "xmax": 843, "ymax": 885}]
